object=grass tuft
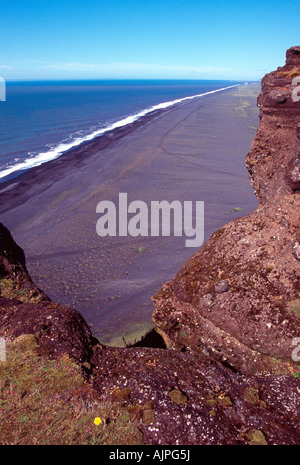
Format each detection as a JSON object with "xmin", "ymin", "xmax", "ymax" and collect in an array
[{"xmin": 0, "ymin": 334, "xmax": 143, "ymax": 445}]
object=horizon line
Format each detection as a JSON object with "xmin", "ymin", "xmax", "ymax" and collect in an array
[{"xmin": 4, "ymin": 77, "xmax": 261, "ymax": 83}]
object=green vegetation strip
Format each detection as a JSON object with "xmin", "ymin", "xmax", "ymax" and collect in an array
[{"xmin": 0, "ymin": 335, "xmax": 143, "ymax": 445}]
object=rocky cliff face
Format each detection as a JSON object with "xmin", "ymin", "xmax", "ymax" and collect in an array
[
  {"xmin": 1, "ymin": 48, "xmax": 300, "ymax": 445},
  {"xmin": 153, "ymin": 47, "xmax": 300, "ymax": 377},
  {"xmin": 1, "ymin": 221, "xmax": 300, "ymax": 445},
  {"xmin": 0, "ymin": 222, "xmax": 95, "ymax": 362}
]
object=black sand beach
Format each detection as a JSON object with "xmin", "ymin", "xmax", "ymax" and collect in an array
[{"xmin": 0, "ymin": 84, "xmax": 260, "ymax": 346}]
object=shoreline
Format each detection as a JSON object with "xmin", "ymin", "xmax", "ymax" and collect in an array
[
  {"xmin": 0, "ymin": 82, "xmax": 242, "ymax": 186},
  {"xmin": 0, "ymin": 83, "xmax": 260, "ymax": 346},
  {"xmin": 0, "ymin": 106, "xmax": 169, "ymax": 213}
]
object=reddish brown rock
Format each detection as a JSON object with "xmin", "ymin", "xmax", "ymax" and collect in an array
[
  {"xmin": 90, "ymin": 343, "xmax": 300, "ymax": 445},
  {"xmin": 0, "ymin": 297, "xmax": 95, "ymax": 362},
  {"xmin": 0, "ymin": 222, "xmax": 47, "ymax": 301},
  {"xmin": 1, "ymin": 49, "xmax": 300, "ymax": 445},
  {"xmin": 0, "ymin": 222, "xmax": 95, "ymax": 363},
  {"xmin": 1, "ymin": 204, "xmax": 300, "ymax": 445},
  {"xmin": 286, "ymin": 46, "xmax": 300, "ymax": 66},
  {"xmin": 152, "ymin": 47, "xmax": 300, "ymax": 376}
]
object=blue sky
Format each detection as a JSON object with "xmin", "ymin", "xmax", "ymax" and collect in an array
[{"xmin": 1, "ymin": 0, "xmax": 299, "ymax": 81}]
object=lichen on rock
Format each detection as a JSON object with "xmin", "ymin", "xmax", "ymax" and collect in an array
[
  {"xmin": 1, "ymin": 48, "xmax": 300, "ymax": 446},
  {"xmin": 152, "ymin": 47, "xmax": 300, "ymax": 377}
]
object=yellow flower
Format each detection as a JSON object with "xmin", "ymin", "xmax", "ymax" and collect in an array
[{"xmin": 94, "ymin": 417, "xmax": 102, "ymax": 426}]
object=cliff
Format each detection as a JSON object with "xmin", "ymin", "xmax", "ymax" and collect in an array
[
  {"xmin": 1, "ymin": 48, "xmax": 300, "ymax": 445},
  {"xmin": 0, "ymin": 223, "xmax": 95, "ymax": 363},
  {"xmin": 153, "ymin": 47, "xmax": 300, "ymax": 377}
]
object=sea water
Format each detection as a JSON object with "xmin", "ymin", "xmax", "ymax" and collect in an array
[{"xmin": 0, "ymin": 79, "xmax": 243, "ymax": 183}]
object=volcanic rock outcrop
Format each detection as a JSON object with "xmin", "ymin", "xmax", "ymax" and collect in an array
[
  {"xmin": 1, "ymin": 48, "xmax": 300, "ymax": 445},
  {"xmin": 153, "ymin": 47, "xmax": 300, "ymax": 377},
  {"xmin": 1, "ymin": 220, "xmax": 300, "ymax": 445},
  {"xmin": 0, "ymin": 222, "xmax": 95, "ymax": 362}
]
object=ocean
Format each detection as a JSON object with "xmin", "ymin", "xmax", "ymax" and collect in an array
[{"xmin": 0, "ymin": 79, "xmax": 243, "ymax": 183}]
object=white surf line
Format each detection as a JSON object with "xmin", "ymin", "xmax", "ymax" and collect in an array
[{"xmin": 0, "ymin": 83, "xmax": 241, "ymax": 181}]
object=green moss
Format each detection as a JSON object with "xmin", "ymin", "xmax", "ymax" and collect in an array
[
  {"xmin": 233, "ymin": 100, "xmax": 251, "ymax": 118},
  {"xmin": 0, "ymin": 278, "xmax": 15, "ymax": 289},
  {"xmin": 206, "ymin": 396, "xmax": 217, "ymax": 407},
  {"xmin": 243, "ymin": 387, "xmax": 260, "ymax": 405},
  {"xmin": 286, "ymin": 299, "xmax": 300, "ymax": 316},
  {"xmin": 0, "ymin": 335, "xmax": 143, "ymax": 445},
  {"xmin": 217, "ymin": 396, "xmax": 232, "ymax": 408},
  {"xmin": 0, "ymin": 279, "xmax": 43, "ymax": 303},
  {"xmin": 292, "ymin": 367, "xmax": 300, "ymax": 378},
  {"xmin": 111, "ymin": 387, "xmax": 131, "ymax": 401},
  {"xmin": 246, "ymin": 429, "xmax": 268, "ymax": 445},
  {"xmin": 169, "ymin": 389, "xmax": 188, "ymax": 404},
  {"xmin": 142, "ymin": 408, "xmax": 155, "ymax": 425}
]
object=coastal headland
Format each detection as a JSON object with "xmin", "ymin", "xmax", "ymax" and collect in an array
[
  {"xmin": 1, "ymin": 48, "xmax": 300, "ymax": 445},
  {"xmin": 0, "ymin": 83, "xmax": 259, "ymax": 346}
]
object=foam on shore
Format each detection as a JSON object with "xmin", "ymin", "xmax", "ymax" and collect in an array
[{"xmin": 0, "ymin": 84, "xmax": 241, "ymax": 181}]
